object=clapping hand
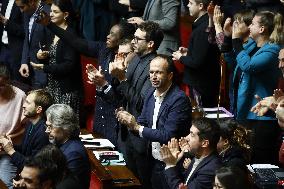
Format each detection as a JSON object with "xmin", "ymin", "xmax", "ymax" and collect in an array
[
  {"xmin": 167, "ymin": 138, "xmax": 184, "ymax": 162},
  {"xmin": 0, "ymin": 134, "xmax": 15, "ymax": 155},
  {"xmin": 179, "ymin": 137, "xmax": 190, "ymax": 152},
  {"xmin": 160, "ymin": 144, "xmax": 179, "ymax": 166},
  {"xmin": 172, "ymin": 47, "xmax": 188, "ymax": 61},
  {"xmin": 223, "ymin": 18, "xmax": 232, "ymax": 37},
  {"xmin": 109, "ymin": 53, "xmax": 127, "ymax": 81},
  {"xmin": 86, "ymin": 65, "xmax": 107, "ymax": 87},
  {"xmin": 116, "ymin": 110, "xmax": 139, "ymax": 131}
]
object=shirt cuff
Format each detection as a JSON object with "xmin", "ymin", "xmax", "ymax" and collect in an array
[
  {"xmin": 104, "ymin": 85, "xmax": 112, "ymax": 94},
  {"xmin": 165, "ymin": 165, "xmax": 176, "ymax": 170},
  {"xmin": 138, "ymin": 126, "xmax": 144, "ymax": 138}
]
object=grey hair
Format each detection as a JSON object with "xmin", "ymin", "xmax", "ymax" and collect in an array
[{"xmin": 46, "ymin": 104, "xmax": 79, "ymax": 138}]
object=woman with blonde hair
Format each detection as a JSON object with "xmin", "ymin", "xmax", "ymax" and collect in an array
[{"xmin": 232, "ymin": 11, "xmax": 283, "ymax": 164}]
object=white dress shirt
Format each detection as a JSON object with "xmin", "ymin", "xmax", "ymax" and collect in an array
[{"xmin": 1, "ymin": 0, "xmax": 15, "ymax": 44}]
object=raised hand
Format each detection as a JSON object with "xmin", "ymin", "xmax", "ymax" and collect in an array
[
  {"xmin": 168, "ymin": 138, "xmax": 182, "ymax": 160},
  {"xmin": 223, "ymin": 17, "xmax": 232, "ymax": 37},
  {"xmin": 179, "ymin": 137, "xmax": 190, "ymax": 152},
  {"xmin": 160, "ymin": 144, "xmax": 179, "ymax": 166},
  {"xmin": 251, "ymin": 95, "xmax": 275, "ymax": 116},
  {"xmin": 86, "ymin": 65, "xmax": 107, "ymax": 87},
  {"xmin": 213, "ymin": 5, "xmax": 224, "ymax": 34}
]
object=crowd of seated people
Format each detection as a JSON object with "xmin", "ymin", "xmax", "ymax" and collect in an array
[{"xmin": 1, "ymin": 0, "xmax": 284, "ymax": 188}]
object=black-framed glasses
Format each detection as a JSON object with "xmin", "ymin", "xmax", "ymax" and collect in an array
[{"xmin": 133, "ymin": 36, "xmax": 146, "ymax": 43}]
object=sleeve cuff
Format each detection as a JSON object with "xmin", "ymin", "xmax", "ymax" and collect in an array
[
  {"xmin": 138, "ymin": 126, "xmax": 144, "ymax": 138},
  {"xmin": 165, "ymin": 165, "xmax": 176, "ymax": 170}
]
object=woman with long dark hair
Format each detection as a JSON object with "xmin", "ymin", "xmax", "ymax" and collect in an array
[{"xmin": 31, "ymin": 0, "xmax": 81, "ymax": 116}]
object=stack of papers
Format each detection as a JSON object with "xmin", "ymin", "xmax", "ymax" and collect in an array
[
  {"xmin": 79, "ymin": 134, "xmax": 115, "ymax": 149},
  {"xmin": 247, "ymin": 164, "xmax": 279, "ymax": 173},
  {"xmin": 82, "ymin": 138, "xmax": 115, "ymax": 149},
  {"xmin": 93, "ymin": 151, "xmax": 126, "ymax": 166},
  {"xmin": 204, "ymin": 107, "xmax": 234, "ymax": 119}
]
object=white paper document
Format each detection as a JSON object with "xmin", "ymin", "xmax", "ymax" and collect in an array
[{"xmin": 83, "ymin": 138, "xmax": 115, "ymax": 149}]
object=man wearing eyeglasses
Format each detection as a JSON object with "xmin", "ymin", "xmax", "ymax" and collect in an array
[
  {"xmin": 44, "ymin": 104, "xmax": 90, "ymax": 189},
  {"xmin": 0, "ymin": 89, "xmax": 53, "ymax": 188},
  {"xmin": 87, "ymin": 21, "xmax": 164, "ymax": 189}
]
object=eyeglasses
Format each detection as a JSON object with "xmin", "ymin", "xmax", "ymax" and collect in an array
[
  {"xmin": 45, "ymin": 124, "xmax": 56, "ymax": 131},
  {"xmin": 133, "ymin": 36, "xmax": 146, "ymax": 43}
]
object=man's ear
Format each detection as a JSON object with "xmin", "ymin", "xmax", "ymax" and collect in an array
[
  {"xmin": 259, "ymin": 25, "xmax": 265, "ymax": 34},
  {"xmin": 199, "ymin": 3, "xmax": 204, "ymax": 10},
  {"xmin": 201, "ymin": 139, "xmax": 209, "ymax": 148},
  {"xmin": 36, "ymin": 106, "xmax": 43, "ymax": 114},
  {"xmin": 147, "ymin": 41, "xmax": 154, "ymax": 49}
]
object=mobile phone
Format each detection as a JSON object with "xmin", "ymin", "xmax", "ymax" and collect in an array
[{"xmin": 166, "ymin": 48, "xmax": 175, "ymax": 53}]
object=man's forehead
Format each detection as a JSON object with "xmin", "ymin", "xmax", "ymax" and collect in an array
[
  {"xmin": 135, "ymin": 29, "xmax": 146, "ymax": 37},
  {"xmin": 190, "ymin": 125, "xmax": 199, "ymax": 133}
]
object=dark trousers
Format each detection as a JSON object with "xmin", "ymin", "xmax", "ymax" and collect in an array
[
  {"xmin": 189, "ymin": 83, "xmax": 219, "ymax": 108},
  {"xmin": 123, "ymin": 136, "xmax": 152, "ymax": 189},
  {"xmin": 0, "ymin": 44, "xmax": 22, "ymax": 81},
  {"xmin": 151, "ymin": 158, "xmax": 170, "ymax": 189},
  {"xmin": 241, "ymin": 120, "xmax": 281, "ymax": 165}
]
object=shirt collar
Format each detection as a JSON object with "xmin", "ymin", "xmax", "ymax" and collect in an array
[{"xmin": 153, "ymin": 84, "xmax": 172, "ymax": 103}]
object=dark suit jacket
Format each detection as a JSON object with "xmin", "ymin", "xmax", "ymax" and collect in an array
[
  {"xmin": 11, "ymin": 119, "xmax": 50, "ymax": 170},
  {"xmin": 116, "ymin": 52, "xmax": 156, "ymax": 154},
  {"xmin": 180, "ymin": 13, "xmax": 220, "ymax": 91},
  {"xmin": 165, "ymin": 152, "xmax": 221, "ymax": 189},
  {"xmin": 42, "ymin": 27, "xmax": 81, "ymax": 93},
  {"xmin": 0, "ymin": 0, "xmax": 24, "ymax": 69},
  {"xmin": 60, "ymin": 139, "xmax": 91, "ymax": 189},
  {"xmin": 21, "ymin": 3, "xmax": 53, "ymax": 87},
  {"xmin": 137, "ymin": 85, "xmax": 191, "ymax": 144},
  {"xmin": 47, "ymin": 22, "xmax": 119, "ymax": 146}
]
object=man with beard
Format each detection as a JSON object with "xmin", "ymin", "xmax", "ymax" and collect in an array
[
  {"xmin": 0, "ymin": 88, "xmax": 52, "ymax": 188},
  {"xmin": 45, "ymin": 104, "xmax": 90, "ymax": 189},
  {"xmin": 160, "ymin": 117, "xmax": 221, "ymax": 189},
  {"xmin": 116, "ymin": 55, "xmax": 192, "ymax": 189}
]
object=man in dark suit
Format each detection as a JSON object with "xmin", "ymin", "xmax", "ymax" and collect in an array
[
  {"xmin": 87, "ymin": 21, "xmax": 164, "ymax": 189},
  {"xmin": 172, "ymin": 0, "xmax": 221, "ymax": 108},
  {"xmin": 0, "ymin": 89, "xmax": 53, "ymax": 188},
  {"xmin": 116, "ymin": 55, "xmax": 192, "ymax": 189},
  {"xmin": 161, "ymin": 117, "xmax": 221, "ymax": 189},
  {"xmin": 16, "ymin": 0, "xmax": 52, "ymax": 88},
  {"xmin": 0, "ymin": 0, "xmax": 25, "ymax": 81},
  {"xmin": 45, "ymin": 104, "xmax": 90, "ymax": 189}
]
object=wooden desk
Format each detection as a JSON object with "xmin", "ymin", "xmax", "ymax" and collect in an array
[
  {"xmin": 81, "ymin": 129, "xmax": 141, "ymax": 189},
  {"xmin": 87, "ymin": 149, "xmax": 141, "ymax": 189},
  {"xmin": 0, "ymin": 179, "xmax": 7, "ymax": 189}
]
